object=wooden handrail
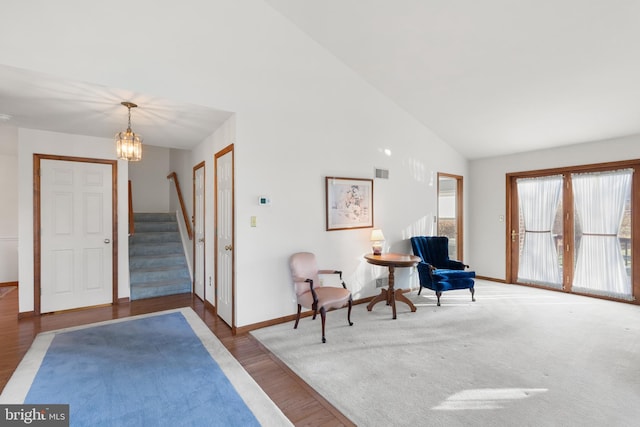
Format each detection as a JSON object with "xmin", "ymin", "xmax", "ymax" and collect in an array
[
  {"xmin": 128, "ymin": 180, "xmax": 135, "ymax": 236},
  {"xmin": 167, "ymin": 172, "xmax": 193, "ymax": 240}
]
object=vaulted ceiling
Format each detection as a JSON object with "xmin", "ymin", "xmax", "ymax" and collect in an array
[
  {"xmin": 1, "ymin": 1, "xmax": 639, "ymax": 159},
  {"xmin": 266, "ymin": 0, "xmax": 640, "ymax": 158}
]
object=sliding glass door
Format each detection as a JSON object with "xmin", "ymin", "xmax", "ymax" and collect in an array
[{"xmin": 507, "ymin": 160, "xmax": 638, "ymax": 302}]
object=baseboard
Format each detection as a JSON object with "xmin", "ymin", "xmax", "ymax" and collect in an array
[
  {"xmin": 0, "ymin": 281, "xmax": 18, "ymax": 287},
  {"xmin": 235, "ymin": 313, "xmax": 302, "ymax": 335},
  {"xmin": 18, "ymin": 311, "xmax": 35, "ymax": 319},
  {"xmin": 117, "ymin": 297, "xmax": 130, "ymax": 304},
  {"xmin": 235, "ymin": 297, "xmax": 374, "ymax": 335},
  {"xmin": 476, "ymin": 275, "xmax": 506, "ymax": 283}
]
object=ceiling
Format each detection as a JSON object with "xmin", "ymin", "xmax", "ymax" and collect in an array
[
  {"xmin": 0, "ymin": 65, "xmax": 233, "ymax": 151},
  {"xmin": 265, "ymin": 0, "xmax": 640, "ymax": 158},
  {"xmin": 2, "ymin": 1, "xmax": 640, "ymax": 159}
]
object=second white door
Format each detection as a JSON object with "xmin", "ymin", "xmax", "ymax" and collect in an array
[{"xmin": 216, "ymin": 146, "xmax": 234, "ymax": 327}]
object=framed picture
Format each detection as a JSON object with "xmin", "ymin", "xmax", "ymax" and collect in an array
[{"xmin": 325, "ymin": 177, "xmax": 373, "ymax": 231}]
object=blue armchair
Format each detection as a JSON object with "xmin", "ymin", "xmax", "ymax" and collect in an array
[{"xmin": 410, "ymin": 236, "xmax": 476, "ymax": 306}]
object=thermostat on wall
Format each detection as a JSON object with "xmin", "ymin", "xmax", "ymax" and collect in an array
[{"xmin": 258, "ymin": 196, "xmax": 271, "ymax": 206}]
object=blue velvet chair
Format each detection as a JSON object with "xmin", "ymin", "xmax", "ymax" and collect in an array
[{"xmin": 410, "ymin": 236, "xmax": 476, "ymax": 306}]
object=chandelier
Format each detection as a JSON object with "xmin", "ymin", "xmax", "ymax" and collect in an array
[{"xmin": 115, "ymin": 101, "xmax": 143, "ymax": 161}]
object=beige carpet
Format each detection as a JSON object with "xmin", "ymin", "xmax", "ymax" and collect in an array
[{"xmin": 251, "ymin": 280, "xmax": 640, "ymax": 426}]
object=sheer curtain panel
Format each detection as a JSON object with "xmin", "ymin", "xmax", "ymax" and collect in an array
[
  {"xmin": 517, "ymin": 175, "xmax": 563, "ymax": 287},
  {"xmin": 572, "ymin": 169, "xmax": 632, "ymax": 299}
]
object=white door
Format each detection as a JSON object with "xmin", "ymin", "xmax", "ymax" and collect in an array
[
  {"xmin": 40, "ymin": 159, "xmax": 113, "ymax": 313},
  {"xmin": 193, "ymin": 163, "xmax": 205, "ymax": 301},
  {"xmin": 216, "ymin": 146, "xmax": 234, "ymax": 327}
]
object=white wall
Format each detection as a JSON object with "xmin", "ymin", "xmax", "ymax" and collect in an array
[
  {"xmin": 2, "ymin": 0, "xmax": 468, "ymax": 324},
  {"xmin": 468, "ymin": 133, "xmax": 640, "ymax": 280},
  {"xmin": 0, "ymin": 125, "xmax": 18, "ymax": 282},
  {"xmin": 128, "ymin": 145, "xmax": 171, "ymax": 213},
  {"xmin": 17, "ymin": 129, "xmax": 130, "ymax": 312}
]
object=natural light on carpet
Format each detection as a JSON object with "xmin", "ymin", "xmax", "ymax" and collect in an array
[{"xmin": 432, "ymin": 388, "xmax": 548, "ymax": 410}]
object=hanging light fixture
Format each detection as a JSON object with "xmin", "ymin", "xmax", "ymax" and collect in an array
[{"xmin": 115, "ymin": 101, "xmax": 143, "ymax": 161}]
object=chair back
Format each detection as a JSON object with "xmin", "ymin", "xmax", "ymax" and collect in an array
[
  {"xmin": 289, "ymin": 252, "xmax": 321, "ymax": 296},
  {"xmin": 425, "ymin": 236, "xmax": 451, "ymax": 266},
  {"xmin": 410, "ymin": 236, "xmax": 451, "ymax": 268},
  {"xmin": 410, "ymin": 236, "xmax": 428, "ymax": 263}
]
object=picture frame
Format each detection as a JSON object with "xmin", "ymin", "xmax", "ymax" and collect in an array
[{"xmin": 325, "ymin": 177, "xmax": 374, "ymax": 231}]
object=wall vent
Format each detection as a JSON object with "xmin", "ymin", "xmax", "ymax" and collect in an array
[
  {"xmin": 375, "ymin": 168, "xmax": 389, "ymax": 179},
  {"xmin": 375, "ymin": 277, "xmax": 388, "ymax": 288}
]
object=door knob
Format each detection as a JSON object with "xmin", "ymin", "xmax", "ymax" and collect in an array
[
  {"xmin": 224, "ymin": 245, "xmax": 233, "ymax": 251},
  {"xmin": 198, "ymin": 238, "xmax": 205, "ymax": 243},
  {"xmin": 104, "ymin": 238, "xmax": 111, "ymax": 244}
]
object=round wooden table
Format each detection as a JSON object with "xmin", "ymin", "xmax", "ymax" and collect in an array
[{"xmin": 364, "ymin": 253, "xmax": 421, "ymax": 319}]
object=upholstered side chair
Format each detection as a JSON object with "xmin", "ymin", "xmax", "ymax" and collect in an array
[
  {"xmin": 410, "ymin": 236, "xmax": 476, "ymax": 306},
  {"xmin": 289, "ymin": 252, "xmax": 353, "ymax": 343}
]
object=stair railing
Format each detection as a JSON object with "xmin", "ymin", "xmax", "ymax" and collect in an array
[
  {"xmin": 128, "ymin": 180, "xmax": 135, "ymax": 236},
  {"xmin": 167, "ymin": 172, "xmax": 193, "ymax": 240}
]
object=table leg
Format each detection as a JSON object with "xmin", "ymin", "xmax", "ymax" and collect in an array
[
  {"xmin": 366, "ymin": 265, "xmax": 416, "ymax": 319},
  {"xmin": 395, "ymin": 289, "xmax": 417, "ymax": 313},
  {"xmin": 366, "ymin": 288, "xmax": 388, "ymax": 312},
  {"xmin": 388, "ymin": 266, "xmax": 397, "ymax": 319}
]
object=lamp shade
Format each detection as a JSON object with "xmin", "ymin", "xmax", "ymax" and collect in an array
[{"xmin": 370, "ymin": 229, "xmax": 385, "ymax": 242}]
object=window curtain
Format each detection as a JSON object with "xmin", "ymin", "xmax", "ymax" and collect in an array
[
  {"xmin": 572, "ymin": 169, "xmax": 632, "ymax": 299},
  {"xmin": 517, "ymin": 175, "xmax": 563, "ymax": 287}
]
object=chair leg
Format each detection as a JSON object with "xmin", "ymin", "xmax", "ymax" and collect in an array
[
  {"xmin": 347, "ymin": 299, "xmax": 354, "ymax": 326},
  {"xmin": 436, "ymin": 291, "xmax": 442, "ymax": 306},
  {"xmin": 294, "ymin": 304, "xmax": 302, "ymax": 329},
  {"xmin": 470, "ymin": 287, "xmax": 476, "ymax": 302},
  {"xmin": 312, "ymin": 301, "xmax": 318, "ymax": 320},
  {"xmin": 320, "ymin": 307, "xmax": 327, "ymax": 343},
  {"xmin": 418, "ymin": 286, "xmax": 422, "ymax": 295}
]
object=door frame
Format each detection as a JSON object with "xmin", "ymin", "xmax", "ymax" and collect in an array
[
  {"xmin": 506, "ymin": 158, "xmax": 640, "ymax": 304},
  {"xmin": 192, "ymin": 161, "xmax": 206, "ymax": 302},
  {"xmin": 214, "ymin": 144, "xmax": 235, "ymax": 330},
  {"xmin": 33, "ymin": 154, "xmax": 118, "ymax": 315},
  {"xmin": 437, "ymin": 172, "xmax": 464, "ymax": 261}
]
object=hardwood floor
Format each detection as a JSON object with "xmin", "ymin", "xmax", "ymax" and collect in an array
[{"xmin": 0, "ymin": 288, "xmax": 354, "ymax": 427}]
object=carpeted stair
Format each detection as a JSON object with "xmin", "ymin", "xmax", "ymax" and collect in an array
[{"xmin": 129, "ymin": 212, "xmax": 191, "ymax": 300}]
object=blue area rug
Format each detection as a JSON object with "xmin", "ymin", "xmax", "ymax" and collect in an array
[{"xmin": 2, "ymin": 309, "xmax": 291, "ymax": 426}]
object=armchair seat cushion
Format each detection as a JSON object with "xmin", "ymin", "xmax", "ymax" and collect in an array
[
  {"xmin": 432, "ymin": 269, "xmax": 476, "ymax": 280},
  {"xmin": 297, "ymin": 287, "xmax": 352, "ymax": 311},
  {"xmin": 434, "ymin": 278, "xmax": 476, "ymax": 292}
]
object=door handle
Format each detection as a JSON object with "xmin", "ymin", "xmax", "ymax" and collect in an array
[
  {"xmin": 198, "ymin": 238, "xmax": 205, "ymax": 243},
  {"xmin": 224, "ymin": 245, "xmax": 233, "ymax": 251},
  {"xmin": 104, "ymin": 238, "xmax": 111, "ymax": 244}
]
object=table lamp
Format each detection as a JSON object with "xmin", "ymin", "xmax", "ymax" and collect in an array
[{"xmin": 370, "ymin": 229, "xmax": 385, "ymax": 255}]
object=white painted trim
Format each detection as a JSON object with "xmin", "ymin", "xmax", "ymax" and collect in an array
[{"xmin": 175, "ymin": 209, "xmax": 193, "ymax": 282}]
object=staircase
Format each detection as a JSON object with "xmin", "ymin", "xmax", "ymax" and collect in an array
[{"xmin": 129, "ymin": 212, "xmax": 191, "ymax": 300}]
